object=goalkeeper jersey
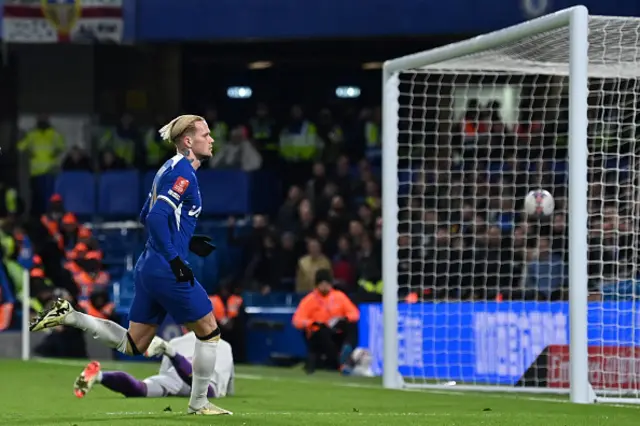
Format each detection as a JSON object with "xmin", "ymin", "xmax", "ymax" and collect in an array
[{"xmin": 139, "ymin": 154, "xmax": 202, "ymax": 266}]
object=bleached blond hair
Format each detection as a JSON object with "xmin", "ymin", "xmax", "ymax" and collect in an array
[{"xmin": 158, "ymin": 114, "xmax": 205, "ymax": 145}]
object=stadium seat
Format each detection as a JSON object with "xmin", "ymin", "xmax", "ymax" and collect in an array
[
  {"xmin": 98, "ymin": 171, "xmax": 141, "ymax": 217},
  {"xmin": 54, "ymin": 172, "xmax": 97, "ymax": 216},
  {"xmin": 198, "ymin": 170, "xmax": 251, "ymax": 215},
  {"xmin": 142, "ymin": 170, "xmax": 156, "ymax": 199}
]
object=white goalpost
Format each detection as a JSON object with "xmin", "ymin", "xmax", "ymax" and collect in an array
[{"xmin": 381, "ymin": 5, "xmax": 640, "ymax": 404}]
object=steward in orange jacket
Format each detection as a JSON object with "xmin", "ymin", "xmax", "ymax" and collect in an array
[
  {"xmin": 79, "ymin": 289, "xmax": 116, "ymax": 321},
  {"xmin": 292, "ymin": 269, "xmax": 359, "ymax": 373},
  {"xmin": 209, "ymin": 283, "xmax": 246, "ymax": 362}
]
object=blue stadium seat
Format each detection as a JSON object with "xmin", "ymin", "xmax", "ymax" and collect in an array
[
  {"xmin": 99, "ymin": 171, "xmax": 141, "ymax": 217},
  {"xmin": 198, "ymin": 170, "xmax": 251, "ymax": 215},
  {"xmin": 142, "ymin": 170, "xmax": 156, "ymax": 198},
  {"xmin": 54, "ymin": 172, "xmax": 96, "ymax": 216}
]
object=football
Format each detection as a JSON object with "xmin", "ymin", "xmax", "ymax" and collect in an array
[{"xmin": 524, "ymin": 189, "xmax": 555, "ymax": 216}]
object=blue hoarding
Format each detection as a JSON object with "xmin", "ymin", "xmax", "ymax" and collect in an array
[
  {"xmin": 358, "ymin": 302, "xmax": 640, "ymax": 385},
  {"xmin": 2, "ymin": 0, "xmax": 638, "ymax": 41}
]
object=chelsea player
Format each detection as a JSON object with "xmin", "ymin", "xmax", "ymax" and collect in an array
[{"xmin": 30, "ymin": 115, "xmax": 230, "ymax": 416}]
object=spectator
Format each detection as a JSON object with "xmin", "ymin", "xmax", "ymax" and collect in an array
[
  {"xmin": 326, "ymin": 195, "xmax": 349, "ymax": 235},
  {"xmin": 79, "ymin": 288, "xmax": 117, "ymax": 321},
  {"xmin": 292, "ymin": 269, "xmax": 360, "ymax": 374},
  {"xmin": 98, "ymin": 113, "xmax": 143, "ymax": 168},
  {"xmin": 305, "ymin": 162, "xmax": 328, "ymax": 207},
  {"xmin": 0, "ymin": 179, "xmax": 20, "ymax": 219},
  {"xmin": 210, "ymin": 125, "xmax": 262, "ymax": 171},
  {"xmin": 348, "ymin": 220, "xmax": 365, "ymax": 250},
  {"xmin": 333, "ymin": 155, "xmax": 353, "ymax": 199},
  {"xmin": 294, "ymin": 199, "xmax": 316, "ymax": 243},
  {"xmin": 73, "ymin": 250, "xmax": 109, "ymax": 299},
  {"xmin": 98, "ymin": 149, "xmax": 128, "ymax": 172},
  {"xmin": 279, "ymin": 105, "xmax": 320, "ymax": 186},
  {"xmin": 332, "ymin": 235, "xmax": 356, "ymax": 292},
  {"xmin": 17, "ymin": 115, "xmax": 65, "ymax": 213},
  {"xmin": 524, "ymin": 237, "xmax": 567, "ymax": 300},
  {"xmin": 143, "ymin": 114, "xmax": 175, "ymax": 170},
  {"xmin": 245, "ymin": 232, "xmax": 280, "ymax": 293},
  {"xmin": 317, "ymin": 108, "xmax": 344, "ymax": 163},
  {"xmin": 205, "ymin": 106, "xmax": 229, "ymax": 150},
  {"xmin": 355, "ymin": 232, "xmax": 381, "ymax": 300},
  {"xmin": 276, "ymin": 232, "xmax": 300, "ymax": 292},
  {"xmin": 363, "ymin": 106, "xmax": 381, "ymax": 164},
  {"xmin": 227, "ymin": 214, "xmax": 269, "ymax": 263},
  {"xmin": 314, "ymin": 182, "xmax": 339, "ymax": 220},
  {"xmin": 315, "ymin": 221, "xmax": 335, "ymax": 258},
  {"xmin": 295, "ymin": 237, "xmax": 331, "ymax": 293},
  {"xmin": 249, "ymin": 102, "xmax": 278, "ymax": 167},
  {"xmin": 60, "ymin": 213, "xmax": 80, "ymax": 250},
  {"xmin": 357, "ymin": 204, "xmax": 376, "ymax": 232},
  {"xmin": 276, "ymin": 185, "xmax": 303, "ymax": 231},
  {"xmin": 61, "ymin": 146, "xmax": 92, "ymax": 171},
  {"xmin": 210, "ymin": 282, "xmax": 246, "ymax": 363}
]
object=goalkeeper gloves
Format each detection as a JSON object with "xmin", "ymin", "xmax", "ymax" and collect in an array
[
  {"xmin": 189, "ymin": 235, "xmax": 216, "ymax": 258},
  {"xmin": 169, "ymin": 257, "xmax": 195, "ymax": 286}
]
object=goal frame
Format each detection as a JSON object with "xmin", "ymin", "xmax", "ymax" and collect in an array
[{"xmin": 381, "ymin": 6, "xmax": 594, "ymax": 404}]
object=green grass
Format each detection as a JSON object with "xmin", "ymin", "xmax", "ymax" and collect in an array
[{"xmin": 0, "ymin": 359, "xmax": 638, "ymax": 425}]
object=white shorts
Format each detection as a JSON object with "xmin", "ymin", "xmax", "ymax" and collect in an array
[{"xmin": 143, "ymin": 366, "xmax": 191, "ymax": 397}]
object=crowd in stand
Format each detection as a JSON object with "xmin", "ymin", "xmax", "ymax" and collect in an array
[
  {"xmin": 0, "ymin": 191, "xmax": 118, "ymax": 356},
  {"xmin": 1, "ymin": 95, "xmax": 636, "ymax": 360}
]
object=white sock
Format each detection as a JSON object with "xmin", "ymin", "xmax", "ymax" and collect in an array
[
  {"xmin": 96, "ymin": 370, "xmax": 103, "ymax": 383},
  {"xmin": 188, "ymin": 338, "xmax": 218, "ymax": 410},
  {"xmin": 63, "ymin": 311, "xmax": 130, "ymax": 354}
]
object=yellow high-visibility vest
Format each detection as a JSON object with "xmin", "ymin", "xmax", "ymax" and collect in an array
[
  {"xmin": 279, "ymin": 121, "xmax": 319, "ymax": 161},
  {"xmin": 365, "ymin": 121, "xmax": 380, "ymax": 147},
  {"xmin": 17, "ymin": 128, "xmax": 65, "ymax": 176},
  {"xmin": 358, "ymin": 279, "xmax": 383, "ymax": 294}
]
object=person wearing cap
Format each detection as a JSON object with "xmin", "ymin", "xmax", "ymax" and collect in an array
[
  {"xmin": 38, "ymin": 194, "xmax": 65, "ymax": 250},
  {"xmin": 292, "ymin": 269, "xmax": 360, "ymax": 374},
  {"xmin": 73, "ymin": 250, "xmax": 110, "ymax": 300}
]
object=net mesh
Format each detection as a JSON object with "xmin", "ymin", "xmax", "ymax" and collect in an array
[{"xmin": 395, "ymin": 15, "xmax": 640, "ymax": 396}]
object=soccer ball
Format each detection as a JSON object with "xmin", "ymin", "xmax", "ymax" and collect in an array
[{"xmin": 524, "ymin": 189, "xmax": 555, "ymax": 216}]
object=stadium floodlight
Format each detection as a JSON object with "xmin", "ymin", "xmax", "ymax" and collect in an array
[{"xmin": 381, "ymin": 5, "xmax": 640, "ymax": 405}]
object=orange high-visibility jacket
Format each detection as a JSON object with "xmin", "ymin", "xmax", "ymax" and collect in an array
[
  {"xmin": 79, "ymin": 300, "xmax": 114, "ymax": 319},
  {"xmin": 292, "ymin": 289, "xmax": 360, "ymax": 332},
  {"xmin": 209, "ymin": 294, "xmax": 243, "ymax": 323}
]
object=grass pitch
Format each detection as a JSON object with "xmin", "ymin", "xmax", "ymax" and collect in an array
[{"xmin": 0, "ymin": 359, "xmax": 637, "ymax": 425}]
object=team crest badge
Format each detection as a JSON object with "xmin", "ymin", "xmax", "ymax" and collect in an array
[{"xmin": 41, "ymin": 0, "xmax": 81, "ymax": 35}]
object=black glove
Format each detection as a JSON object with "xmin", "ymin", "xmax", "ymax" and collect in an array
[
  {"xmin": 189, "ymin": 235, "xmax": 216, "ymax": 258},
  {"xmin": 169, "ymin": 257, "xmax": 195, "ymax": 286}
]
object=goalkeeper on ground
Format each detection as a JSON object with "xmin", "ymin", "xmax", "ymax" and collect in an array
[{"xmin": 73, "ymin": 332, "xmax": 235, "ymax": 399}]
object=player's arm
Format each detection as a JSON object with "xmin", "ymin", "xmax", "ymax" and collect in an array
[
  {"xmin": 292, "ymin": 296, "xmax": 314, "ymax": 330},
  {"xmin": 146, "ymin": 195, "xmax": 180, "ymax": 261},
  {"xmin": 147, "ymin": 171, "xmax": 194, "ymax": 283},
  {"xmin": 139, "ymin": 193, "xmax": 151, "ymax": 225}
]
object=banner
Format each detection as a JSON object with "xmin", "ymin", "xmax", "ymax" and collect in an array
[
  {"xmin": 358, "ymin": 302, "xmax": 640, "ymax": 385},
  {"xmin": 547, "ymin": 345, "xmax": 640, "ymax": 390},
  {"xmin": 132, "ymin": 0, "xmax": 640, "ymax": 41},
  {"xmin": 3, "ymin": 0, "xmax": 123, "ymax": 43}
]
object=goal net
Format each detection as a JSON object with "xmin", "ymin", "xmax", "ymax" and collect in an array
[{"xmin": 379, "ymin": 7, "xmax": 640, "ymax": 404}]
